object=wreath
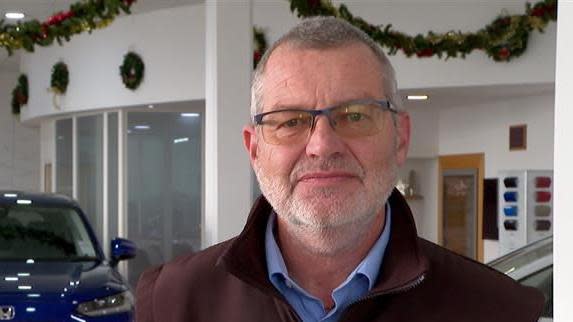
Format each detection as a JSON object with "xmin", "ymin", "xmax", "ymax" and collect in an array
[
  {"xmin": 51, "ymin": 62, "xmax": 69, "ymax": 94},
  {"xmin": 120, "ymin": 52, "xmax": 144, "ymax": 90},
  {"xmin": 11, "ymin": 74, "xmax": 29, "ymax": 115}
]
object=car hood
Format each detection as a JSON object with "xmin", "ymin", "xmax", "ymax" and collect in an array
[{"xmin": 0, "ymin": 261, "xmax": 128, "ymax": 302}]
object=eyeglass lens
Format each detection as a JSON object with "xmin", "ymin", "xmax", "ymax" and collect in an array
[{"xmin": 260, "ymin": 102, "xmax": 386, "ymax": 145}]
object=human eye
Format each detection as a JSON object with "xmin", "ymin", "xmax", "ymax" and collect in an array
[
  {"xmin": 346, "ymin": 112, "xmax": 367, "ymax": 122},
  {"xmin": 274, "ymin": 112, "xmax": 310, "ymax": 130},
  {"xmin": 335, "ymin": 104, "xmax": 372, "ymax": 123},
  {"xmin": 280, "ymin": 117, "xmax": 304, "ymax": 128}
]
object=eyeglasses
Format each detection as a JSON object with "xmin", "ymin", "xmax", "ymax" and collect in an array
[{"xmin": 253, "ymin": 99, "xmax": 397, "ymax": 145}]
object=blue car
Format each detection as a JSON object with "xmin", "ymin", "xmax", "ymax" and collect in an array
[{"xmin": 0, "ymin": 191, "xmax": 136, "ymax": 322}]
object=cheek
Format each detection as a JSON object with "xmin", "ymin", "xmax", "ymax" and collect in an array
[
  {"xmin": 256, "ymin": 145, "xmax": 301, "ymax": 178},
  {"xmin": 348, "ymin": 137, "xmax": 397, "ymax": 172}
]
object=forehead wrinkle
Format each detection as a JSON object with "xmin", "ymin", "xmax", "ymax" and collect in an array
[{"xmin": 263, "ymin": 67, "xmax": 317, "ymax": 111}]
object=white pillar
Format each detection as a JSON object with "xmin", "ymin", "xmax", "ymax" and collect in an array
[
  {"xmin": 554, "ymin": 1, "xmax": 573, "ymax": 319},
  {"xmin": 205, "ymin": 0, "xmax": 253, "ymax": 246}
]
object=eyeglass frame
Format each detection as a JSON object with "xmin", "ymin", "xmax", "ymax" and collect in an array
[{"xmin": 252, "ymin": 99, "xmax": 398, "ymax": 141}]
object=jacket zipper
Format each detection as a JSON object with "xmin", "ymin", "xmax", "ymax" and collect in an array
[
  {"xmin": 382, "ymin": 273, "xmax": 426, "ymax": 296},
  {"xmin": 280, "ymin": 274, "xmax": 426, "ymax": 322},
  {"xmin": 339, "ymin": 273, "xmax": 426, "ymax": 320}
]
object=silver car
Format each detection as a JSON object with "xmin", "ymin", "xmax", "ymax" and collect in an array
[{"xmin": 488, "ymin": 236, "xmax": 553, "ymax": 322}]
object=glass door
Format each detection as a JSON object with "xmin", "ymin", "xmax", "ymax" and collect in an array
[
  {"xmin": 442, "ymin": 169, "xmax": 477, "ymax": 259},
  {"xmin": 126, "ymin": 110, "xmax": 203, "ymax": 286}
]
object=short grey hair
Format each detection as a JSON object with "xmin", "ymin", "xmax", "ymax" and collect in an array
[{"xmin": 251, "ymin": 16, "xmax": 403, "ymax": 117}]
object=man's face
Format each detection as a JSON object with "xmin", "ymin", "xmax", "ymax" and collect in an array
[{"xmin": 243, "ymin": 42, "xmax": 410, "ymax": 234}]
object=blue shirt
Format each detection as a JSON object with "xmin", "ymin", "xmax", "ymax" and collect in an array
[{"xmin": 265, "ymin": 204, "xmax": 392, "ymax": 322}]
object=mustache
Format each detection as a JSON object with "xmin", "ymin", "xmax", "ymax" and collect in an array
[{"xmin": 290, "ymin": 156, "xmax": 365, "ymax": 182}]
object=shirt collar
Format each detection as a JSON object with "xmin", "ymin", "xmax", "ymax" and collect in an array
[
  {"xmin": 265, "ymin": 204, "xmax": 392, "ymax": 290},
  {"xmin": 355, "ymin": 203, "xmax": 392, "ymax": 289},
  {"xmin": 265, "ymin": 213, "xmax": 289, "ymax": 284}
]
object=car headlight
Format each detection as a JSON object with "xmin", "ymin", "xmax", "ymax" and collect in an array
[{"xmin": 75, "ymin": 291, "xmax": 133, "ymax": 317}]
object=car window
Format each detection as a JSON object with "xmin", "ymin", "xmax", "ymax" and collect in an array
[
  {"xmin": 519, "ymin": 265, "xmax": 553, "ymax": 318},
  {"xmin": 0, "ymin": 205, "xmax": 98, "ymax": 260},
  {"xmin": 489, "ymin": 236, "xmax": 552, "ymax": 275}
]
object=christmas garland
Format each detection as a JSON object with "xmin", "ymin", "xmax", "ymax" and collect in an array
[
  {"xmin": 120, "ymin": 52, "xmax": 145, "ymax": 90},
  {"xmin": 51, "ymin": 62, "xmax": 69, "ymax": 95},
  {"xmin": 289, "ymin": 0, "xmax": 557, "ymax": 62},
  {"xmin": 254, "ymin": 27, "xmax": 268, "ymax": 67},
  {"xmin": 11, "ymin": 74, "xmax": 29, "ymax": 115},
  {"xmin": 0, "ymin": 0, "xmax": 136, "ymax": 55}
]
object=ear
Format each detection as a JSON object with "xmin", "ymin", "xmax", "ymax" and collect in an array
[
  {"xmin": 243, "ymin": 125, "xmax": 258, "ymax": 165},
  {"xmin": 395, "ymin": 112, "xmax": 411, "ymax": 166}
]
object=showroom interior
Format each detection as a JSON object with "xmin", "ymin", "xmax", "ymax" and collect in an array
[{"xmin": 1, "ymin": 1, "xmax": 572, "ymax": 313}]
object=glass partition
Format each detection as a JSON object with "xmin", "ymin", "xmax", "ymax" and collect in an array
[
  {"xmin": 77, "ymin": 115, "xmax": 104, "ymax": 243},
  {"xmin": 52, "ymin": 105, "xmax": 204, "ymax": 285},
  {"xmin": 55, "ymin": 119, "xmax": 73, "ymax": 197},
  {"xmin": 108, "ymin": 113, "xmax": 119, "ymax": 240},
  {"xmin": 126, "ymin": 111, "xmax": 203, "ymax": 286}
]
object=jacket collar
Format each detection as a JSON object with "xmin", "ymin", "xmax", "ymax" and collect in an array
[{"xmin": 218, "ymin": 188, "xmax": 429, "ymax": 297}]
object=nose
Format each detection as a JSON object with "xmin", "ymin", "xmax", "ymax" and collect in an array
[{"xmin": 305, "ymin": 115, "xmax": 346, "ymax": 158}]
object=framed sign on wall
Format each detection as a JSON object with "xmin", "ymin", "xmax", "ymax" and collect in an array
[{"xmin": 509, "ymin": 124, "xmax": 527, "ymax": 151}]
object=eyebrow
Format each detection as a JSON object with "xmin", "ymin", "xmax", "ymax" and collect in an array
[{"xmin": 265, "ymin": 98, "xmax": 385, "ymax": 112}]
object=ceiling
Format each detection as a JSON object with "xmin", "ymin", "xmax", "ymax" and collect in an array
[{"xmin": 0, "ymin": 0, "xmax": 196, "ymax": 72}]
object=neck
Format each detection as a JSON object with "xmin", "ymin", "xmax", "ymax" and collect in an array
[{"xmin": 275, "ymin": 208, "xmax": 386, "ymax": 308}]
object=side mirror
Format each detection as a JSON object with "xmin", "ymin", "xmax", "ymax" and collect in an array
[{"xmin": 110, "ymin": 237, "xmax": 136, "ymax": 267}]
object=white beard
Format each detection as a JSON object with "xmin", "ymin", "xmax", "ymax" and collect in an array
[{"xmin": 254, "ymin": 148, "xmax": 398, "ymax": 255}]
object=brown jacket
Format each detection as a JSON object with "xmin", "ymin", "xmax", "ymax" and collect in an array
[{"xmin": 136, "ymin": 189, "xmax": 544, "ymax": 322}]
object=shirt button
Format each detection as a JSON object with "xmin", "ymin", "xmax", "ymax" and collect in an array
[{"xmin": 285, "ymin": 280, "xmax": 293, "ymax": 288}]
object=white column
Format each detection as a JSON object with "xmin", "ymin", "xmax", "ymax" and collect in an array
[
  {"xmin": 205, "ymin": 0, "xmax": 253, "ymax": 246},
  {"xmin": 103, "ymin": 112, "xmax": 109, "ymax": 257},
  {"xmin": 554, "ymin": 1, "xmax": 573, "ymax": 319}
]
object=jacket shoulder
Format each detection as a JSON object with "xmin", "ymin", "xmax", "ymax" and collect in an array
[
  {"xmin": 135, "ymin": 239, "xmax": 236, "ymax": 322},
  {"xmin": 417, "ymin": 238, "xmax": 544, "ymax": 321}
]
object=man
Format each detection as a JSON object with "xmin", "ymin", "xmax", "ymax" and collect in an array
[{"xmin": 136, "ymin": 17, "xmax": 543, "ymax": 322}]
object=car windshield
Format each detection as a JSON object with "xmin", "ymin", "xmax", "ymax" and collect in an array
[
  {"xmin": 488, "ymin": 236, "xmax": 553, "ymax": 275},
  {"xmin": 0, "ymin": 204, "xmax": 98, "ymax": 261}
]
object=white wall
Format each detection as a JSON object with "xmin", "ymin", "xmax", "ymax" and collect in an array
[
  {"xmin": 20, "ymin": 4, "xmax": 205, "ymax": 122},
  {"xmin": 554, "ymin": 1, "xmax": 573, "ymax": 319},
  {"xmin": 438, "ymin": 93, "xmax": 555, "ymax": 177},
  {"xmin": 408, "ymin": 106, "xmax": 440, "ymax": 158},
  {"xmin": 0, "ymin": 72, "xmax": 41, "ymax": 191},
  {"xmin": 254, "ymin": 0, "xmax": 556, "ymax": 90},
  {"xmin": 399, "ymin": 158, "xmax": 439, "ymax": 243}
]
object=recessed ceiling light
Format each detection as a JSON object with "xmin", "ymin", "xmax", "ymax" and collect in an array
[
  {"xmin": 5, "ymin": 12, "xmax": 25, "ymax": 19},
  {"xmin": 173, "ymin": 137, "xmax": 189, "ymax": 144},
  {"xmin": 407, "ymin": 95, "xmax": 429, "ymax": 101},
  {"xmin": 181, "ymin": 113, "xmax": 199, "ymax": 117}
]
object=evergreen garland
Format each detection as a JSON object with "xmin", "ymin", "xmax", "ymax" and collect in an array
[
  {"xmin": 51, "ymin": 62, "xmax": 69, "ymax": 95},
  {"xmin": 0, "ymin": 0, "xmax": 137, "ymax": 55},
  {"xmin": 254, "ymin": 27, "xmax": 268, "ymax": 68},
  {"xmin": 289, "ymin": 0, "xmax": 557, "ymax": 62},
  {"xmin": 11, "ymin": 74, "xmax": 29, "ymax": 115}
]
